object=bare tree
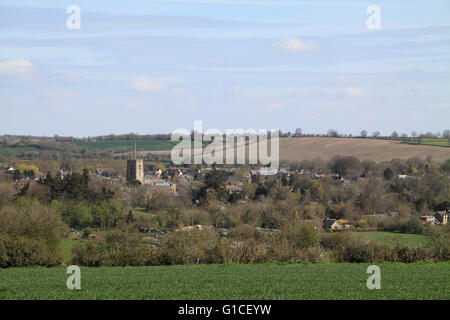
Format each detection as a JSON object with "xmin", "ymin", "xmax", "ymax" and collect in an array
[{"xmin": 327, "ymin": 129, "xmax": 339, "ymax": 137}]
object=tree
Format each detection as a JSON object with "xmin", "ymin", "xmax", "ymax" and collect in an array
[
  {"xmin": 372, "ymin": 131, "xmax": 380, "ymax": 138},
  {"xmin": 411, "ymin": 131, "xmax": 418, "ymax": 138},
  {"xmin": 442, "ymin": 130, "xmax": 450, "ymax": 138},
  {"xmin": 362, "ymin": 160, "xmax": 376, "ymax": 177},
  {"xmin": 285, "ymin": 223, "xmax": 320, "ymax": 249},
  {"xmin": 391, "ymin": 131, "xmax": 399, "ymax": 139},
  {"xmin": 327, "ymin": 129, "xmax": 339, "ymax": 137},
  {"xmin": 383, "ymin": 167, "xmax": 394, "ymax": 180},
  {"xmin": 360, "ymin": 130, "xmax": 368, "ymax": 138},
  {"xmin": 329, "ymin": 156, "xmax": 362, "ymax": 178},
  {"xmin": 294, "ymin": 128, "xmax": 302, "ymax": 137},
  {"xmin": 126, "ymin": 210, "xmax": 136, "ymax": 224},
  {"xmin": 440, "ymin": 158, "xmax": 450, "ymax": 174}
]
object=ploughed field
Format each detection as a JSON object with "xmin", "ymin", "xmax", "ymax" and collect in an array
[
  {"xmin": 0, "ymin": 263, "xmax": 448, "ymax": 300},
  {"xmin": 167, "ymin": 137, "xmax": 450, "ymax": 163},
  {"xmin": 279, "ymin": 138, "xmax": 450, "ymax": 163}
]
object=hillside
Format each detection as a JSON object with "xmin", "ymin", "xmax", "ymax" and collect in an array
[
  {"xmin": 114, "ymin": 137, "xmax": 450, "ymax": 164},
  {"xmin": 279, "ymin": 138, "xmax": 450, "ymax": 163}
]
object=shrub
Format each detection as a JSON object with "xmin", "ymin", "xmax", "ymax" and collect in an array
[
  {"xmin": 427, "ymin": 224, "xmax": 450, "ymax": 261},
  {"xmin": 283, "ymin": 223, "xmax": 320, "ymax": 249},
  {"xmin": 71, "ymin": 231, "xmax": 159, "ymax": 266},
  {"xmin": 0, "ymin": 204, "xmax": 67, "ymax": 267},
  {"xmin": 82, "ymin": 227, "xmax": 92, "ymax": 239}
]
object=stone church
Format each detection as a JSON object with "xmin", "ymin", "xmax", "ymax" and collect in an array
[{"xmin": 126, "ymin": 158, "xmax": 144, "ymax": 184}]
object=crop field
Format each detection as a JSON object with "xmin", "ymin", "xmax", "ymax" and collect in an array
[
  {"xmin": 278, "ymin": 138, "xmax": 450, "ymax": 163},
  {"xmin": 405, "ymin": 138, "xmax": 450, "ymax": 147},
  {"xmin": 356, "ymin": 232, "xmax": 430, "ymax": 247},
  {"xmin": 0, "ymin": 263, "xmax": 448, "ymax": 300},
  {"xmin": 70, "ymin": 140, "xmax": 177, "ymax": 152},
  {"xmin": 0, "ymin": 146, "xmax": 50, "ymax": 155}
]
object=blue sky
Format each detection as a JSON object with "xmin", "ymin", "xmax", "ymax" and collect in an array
[{"xmin": 0, "ymin": 0, "xmax": 449, "ymax": 137}]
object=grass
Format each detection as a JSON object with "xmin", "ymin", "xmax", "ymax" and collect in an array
[
  {"xmin": 357, "ymin": 231, "xmax": 430, "ymax": 248},
  {"xmin": 0, "ymin": 263, "xmax": 448, "ymax": 300},
  {"xmin": 405, "ymin": 138, "xmax": 449, "ymax": 147},
  {"xmin": 64, "ymin": 239, "xmax": 82, "ymax": 263},
  {"xmin": 0, "ymin": 146, "xmax": 52, "ymax": 155},
  {"xmin": 70, "ymin": 140, "xmax": 177, "ymax": 151}
]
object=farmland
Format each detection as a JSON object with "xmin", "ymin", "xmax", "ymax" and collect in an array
[
  {"xmin": 130, "ymin": 137, "xmax": 450, "ymax": 163},
  {"xmin": 0, "ymin": 263, "xmax": 448, "ymax": 300},
  {"xmin": 2, "ymin": 137, "xmax": 450, "ymax": 164},
  {"xmin": 405, "ymin": 138, "xmax": 450, "ymax": 147},
  {"xmin": 0, "ymin": 146, "xmax": 53, "ymax": 155},
  {"xmin": 356, "ymin": 232, "xmax": 430, "ymax": 248},
  {"xmin": 278, "ymin": 138, "xmax": 450, "ymax": 163},
  {"xmin": 70, "ymin": 139, "xmax": 177, "ymax": 151}
]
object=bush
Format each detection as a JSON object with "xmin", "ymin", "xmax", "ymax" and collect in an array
[
  {"xmin": 427, "ymin": 224, "xmax": 450, "ymax": 261},
  {"xmin": 82, "ymin": 227, "xmax": 92, "ymax": 239},
  {"xmin": 282, "ymin": 223, "xmax": 320, "ymax": 249},
  {"xmin": 72, "ymin": 230, "xmax": 159, "ymax": 266},
  {"xmin": 0, "ymin": 204, "xmax": 67, "ymax": 267}
]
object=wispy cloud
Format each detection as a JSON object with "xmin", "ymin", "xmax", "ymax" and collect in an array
[
  {"xmin": 132, "ymin": 77, "xmax": 166, "ymax": 92},
  {"xmin": 154, "ymin": 0, "xmax": 373, "ymax": 8},
  {"xmin": 0, "ymin": 59, "xmax": 34, "ymax": 75},
  {"xmin": 272, "ymin": 38, "xmax": 318, "ymax": 52},
  {"xmin": 343, "ymin": 86, "xmax": 364, "ymax": 97}
]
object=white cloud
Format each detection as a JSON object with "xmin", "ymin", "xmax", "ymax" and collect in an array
[
  {"xmin": 49, "ymin": 104, "xmax": 74, "ymax": 113},
  {"xmin": 172, "ymin": 87, "xmax": 186, "ymax": 95},
  {"xmin": 0, "ymin": 59, "xmax": 34, "ymax": 75},
  {"xmin": 264, "ymin": 102, "xmax": 283, "ymax": 111},
  {"xmin": 343, "ymin": 86, "xmax": 363, "ymax": 97},
  {"xmin": 272, "ymin": 38, "xmax": 318, "ymax": 52},
  {"xmin": 132, "ymin": 77, "xmax": 166, "ymax": 92}
]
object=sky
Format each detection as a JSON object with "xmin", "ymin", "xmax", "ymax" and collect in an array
[{"xmin": 0, "ymin": 0, "xmax": 449, "ymax": 137}]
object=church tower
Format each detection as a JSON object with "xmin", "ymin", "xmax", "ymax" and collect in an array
[
  {"xmin": 126, "ymin": 158, "xmax": 144, "ymax": 184},
  {"xmin": 126, "ymin": 141, "xmax": 144, "ymax": 184}
]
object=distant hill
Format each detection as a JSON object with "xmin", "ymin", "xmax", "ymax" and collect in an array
[
  {"xmin": 70, "ymin": 139, "xmax": 177, "ymax": 151},
  {"xmin": 114, "ymin": 137, "xmax": 450, "ymax": 164},
  {"xmin": 279, "ymin": 137, "xmax": 450, "ymax": 163}
]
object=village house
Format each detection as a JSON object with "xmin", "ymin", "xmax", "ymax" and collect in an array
[
  {"xmin": 420, "ymin": 215, "xmax": 438, "ymax": 224},
  {"xmin": 337, "ymin": 219, "xmax": 352, "ymax": 229},
  {"xmin": 226, "ymin": 181, "xmax": 243, "ymax": 194},
  {"xmin": 323, "ymin": 218, "xmax": 343, "ymax": 231},
  {"xmin": 435, "ymin": 211, "xmax": 449, "ymax": 225},
  {"xmin": 149, "ymin": 181, "xmax": 177, "ymax": 195}
]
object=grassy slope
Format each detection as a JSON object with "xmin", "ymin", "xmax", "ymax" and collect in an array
[
  {"xmin": 279, "ymin": 138, "xmax": 450, "ymax": 163},
  {"xmin": 357, "ymin": 232, "xmax": 430, "ymax": 248},
  {"xmin": 0, "ymin": 263, "xmax": 448, "ymax": 300},
  {"xmin": 211, "ymin": 137, "xmax": 450, "ymax": 164}
]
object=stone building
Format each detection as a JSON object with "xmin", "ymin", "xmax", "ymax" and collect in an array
[{"xmin": 126, "ymin": 158, "xmax": 144, "ymax": 184}]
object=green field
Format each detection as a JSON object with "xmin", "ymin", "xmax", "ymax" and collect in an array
[
  {"xmin": 357, "ymin": 232, "xmax": 430, "ymax": 247},
  {"xmin": 64, "ymin": 239, "xmax": 82, "ymax": 263},
  {"xmin": 0, "ymin": 146, "xmax": 48, "ymax": 155},
  {"xmin": 0, "ymin": 263, "xmax": 448, "ymax": 300},
  {"xmin": 405, "ymin": 138, "xmax": 449, "ymax": 147},
  {"xmin": 70, "ymin": 140, "xmax": 177, "ymax": 151}
]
